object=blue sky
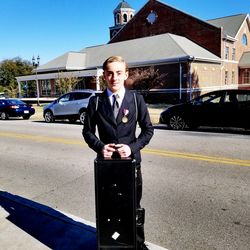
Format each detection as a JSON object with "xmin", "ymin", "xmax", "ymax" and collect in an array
[{"xmin": 0, "ymin": 0, "xmax": 249, "ymax": 65}]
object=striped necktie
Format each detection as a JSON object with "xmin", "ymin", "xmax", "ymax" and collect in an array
[{"xmin": 112, "ymin": 94, "xmax": 119, "ymax": 118}]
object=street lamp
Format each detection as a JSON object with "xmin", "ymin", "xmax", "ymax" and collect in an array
[{"xmin": 32, "ymin": 55, "xmax": 40, "ymax": 106}]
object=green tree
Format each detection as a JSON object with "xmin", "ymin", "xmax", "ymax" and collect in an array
[
  {"xmin": 0, "ymin": 57, "xmax": 33, "ymax": 97},
  {"xmin": 55, "ymin": 72, "xmax": 79, "ymax": 95},
  {"xmin": 0, "ymin": 85, "xmax": 4, "ymax": 92},
  {"xmin": 3, "ymin": 82, "xmax": 19, "ymax": 98}
]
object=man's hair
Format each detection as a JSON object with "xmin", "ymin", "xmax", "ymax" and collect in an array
[{"xmin": 103, "ymin": 56, "xmax": 128, "ymax": 71}]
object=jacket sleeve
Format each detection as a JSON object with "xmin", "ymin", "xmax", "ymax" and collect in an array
[
  {"xmin": 82, "ymin": 96, "xmax": 105, "ymax": 153},
  {"xmin": 129, "ymin": 94, "xmax": 154, "ymax": 154}
]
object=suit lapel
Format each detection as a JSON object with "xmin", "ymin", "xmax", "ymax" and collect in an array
[
  {"xmin": 116, "ymin": 90, "xmax": 134, "ymax": 125},
  {"xmin": 99, "ymin": 90, "xmax": 117, "ymax": 126}
]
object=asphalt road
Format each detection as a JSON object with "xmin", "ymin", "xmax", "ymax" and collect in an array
[{"xmin": 1, "ymin": 119, "xmax": 250, "ymax": 250}]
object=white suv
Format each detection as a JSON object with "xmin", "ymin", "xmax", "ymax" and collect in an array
[{"xmin": 43, "ymin": 90, "xmax": 101, "ymax": 124}]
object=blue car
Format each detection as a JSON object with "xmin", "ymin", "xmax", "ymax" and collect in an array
[{"xmin": 0, "ymin": 99, "xmax": 35, "ymax": 120}]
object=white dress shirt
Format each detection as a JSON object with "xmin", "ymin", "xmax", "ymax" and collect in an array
[{"xmin": 107, "ymin": 87, "xmax": 125, "ymax": 107}]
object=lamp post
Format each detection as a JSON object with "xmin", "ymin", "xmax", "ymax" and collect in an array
[{"xmin": 32, "ymin": 55, "xmax": 40, "ymax": 106}]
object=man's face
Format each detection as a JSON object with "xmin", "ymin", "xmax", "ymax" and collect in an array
[{"xmin": 103, "ymin": 61, "xmax": 128, "ymax": 93}]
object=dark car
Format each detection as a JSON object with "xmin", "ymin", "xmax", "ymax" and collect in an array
[
  {"xmin": 43, "ymin": 89, "xmax": 101, "ymax": 124},
  {"xmin": 0, "ymin": 99, "xmax": 35, "ymax": 120},
  {"xmin": 159, "ymin": 89, "xmax": 250, "ymax": 130}
]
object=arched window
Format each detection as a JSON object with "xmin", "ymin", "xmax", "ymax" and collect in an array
[
  {"xmin": 123, "ymin": 13, "xmax": 127, "ymax": 23},
  {"xmin": 242, "ymin": 34, "xmax": 248, "ymax": 45},
  {"xmin": 116, "ymin": 14, "xmax": 120, "ymax": 25}
]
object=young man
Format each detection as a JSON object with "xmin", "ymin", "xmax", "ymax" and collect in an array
[{"xmin": 82, "ymin": 55, "xmax": 154, "ymax": 250}]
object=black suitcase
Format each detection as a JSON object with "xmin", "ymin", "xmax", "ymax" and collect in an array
[{"xmin": 94, "ymin": 158, "xmax": 137, "ymax": 249}]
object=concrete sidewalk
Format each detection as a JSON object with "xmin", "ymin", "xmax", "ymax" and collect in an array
[{"xmin": 0, "ymin": 191, "xmax": 167, "ymax": 250}]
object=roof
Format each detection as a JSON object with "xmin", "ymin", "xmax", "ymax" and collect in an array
[
  {"xmin": 239, "ymin": 51, "xmax": 250, "ymax": 68},
  {"xmin": 37, "ymin": 52, "xmax": 86, "ymax": 73},
  {"xmin": 207, "ymin": 14, "xmax": 248, "ymax": 38},
  {"xmin": 36, "ymin": 33, "xmax": 221, "ymax": 73},
  {"xmin": 82, "ymin": 33, "xmax": 221, "ymax": 69},
  {"xmin": 114, "ymin": 0, "xmax": 133, "ymax": 12},
  {"xmin": 16, "ymin": 69, "xmax": 97, "ymax": 81}
]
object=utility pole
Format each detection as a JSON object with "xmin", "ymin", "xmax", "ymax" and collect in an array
[{"xmin": 32, "ymin": 55, "xmax": 40, "ymax": 106}]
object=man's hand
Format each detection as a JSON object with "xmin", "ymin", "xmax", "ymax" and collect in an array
[
  {"xmin": 102, "ymin": 143, "xmax": 116, "ymax": 158},
  {"xmin": 115, "ymin": 144, "xmax": 131, "ymax": 158}
]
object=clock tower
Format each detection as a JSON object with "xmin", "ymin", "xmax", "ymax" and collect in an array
[{"xmin": 109, "ymin": 1, "xmax": 135, "ymax": 39}]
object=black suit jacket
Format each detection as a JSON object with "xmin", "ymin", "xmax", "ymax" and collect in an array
[{"xmin": 82, "ymin": 89, "xmax": 154, "ymax": 163}]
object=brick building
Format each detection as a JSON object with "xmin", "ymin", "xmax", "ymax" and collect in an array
[
  {"xmin": 109, "ymin": 0, "xmax": 250, "ymax": 91},
  {"xmin": 16, "ymin": 0, "xmax": 250, "ymax": 102}
]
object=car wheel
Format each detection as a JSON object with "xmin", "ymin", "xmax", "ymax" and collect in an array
[
  {"xmin": 23, "ymin": 115, "xmax": 30, "ymax": 120},
  {"xmin": 169, "ymin": 115, "xmax": 186, "ymax": 130},
  {"xmin": 79, "ymin": 110, "xmax": 86, "ymax": 125},
  {"xmin": 44, "ymin": 110, "xmax": 54, "ymax": 123},
  {"xmin": 0, "ymin": 112, "xmax": 9, "ymax": 120}
]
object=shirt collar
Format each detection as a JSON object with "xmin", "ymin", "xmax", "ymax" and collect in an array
[{"xmin": 107, "ymin": 87, "xmax": 125, "ymax": 99}]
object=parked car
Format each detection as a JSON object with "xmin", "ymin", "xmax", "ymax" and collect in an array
[
  {"xmin": 159, "ymin": 89, "xmax": 250, "ymax": 130},
  {"xmin": 0, "ymin": 99, "xmax": 35, "ymax": 120},
  {"xmin": 43, "ymin": 90, "xmax": 101, "ymax": 124}
]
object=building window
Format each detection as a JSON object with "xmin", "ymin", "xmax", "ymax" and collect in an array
[
  {"xmin": 232, "ymin": 71, "xmax": 235, "ymax": 84},
  {"xmin": 225, "ymin": 46, "xmax": 229, "ymax": 60},
  {"xmin": 225, "ymin": 71, "xmax": 228, "ymax": 84},
  {"xmin": 242, "ymin": 34, "xmax": 248, "ymax": 45},
  {"xmin": 41, "ymin": 80, "xmax": 51, "ymax": 96},
  {"xmin": 116, "ymin": 14, "xmax": 120, "ymax": 25},
  {"xmin": 123, "ymin": 13, "xmax": 127, "ymax": 23},
  {"xmin": 232, "ymin": 48, "xmax": 236, "ymax": 60},
  {"xmin": 243, "ymin": 70, "xmax": 250, "ymax": 84}
]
